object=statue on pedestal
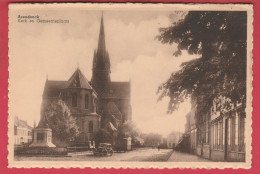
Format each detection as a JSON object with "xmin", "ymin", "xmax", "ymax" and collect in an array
[{"xmin": 30, "ymin": 114, "xmax": 56, "ymax": 147}]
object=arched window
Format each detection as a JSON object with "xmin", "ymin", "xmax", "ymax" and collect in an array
[
  {"xmin": 89, "ymin": 121, "xmax": 93, "ymax": 133},
  {"xmin": 72, "ymin": 93, "xmax": 77, "ymax": 107},
  {"xmin": 93, "ymin": 99, "xmax": 96, "ymax": 112},
  {"xmin": 85, "ymin": 94, "xmax": 89, "ymax": 109}
]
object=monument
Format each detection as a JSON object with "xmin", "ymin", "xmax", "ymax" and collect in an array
[{"xmin": 30, "ymin": 115, "xmax": 56, "ymax": 147}]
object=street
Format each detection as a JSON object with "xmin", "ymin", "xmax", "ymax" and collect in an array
[
  {"xmin": 168, "ymin": 151, "xmax": 211, "ymax": 162},
  {"xmin": 15, "ymin": 148, "xmax": 211, "ymax": 162}
]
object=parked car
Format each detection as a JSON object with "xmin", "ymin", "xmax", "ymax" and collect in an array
[{"xmin": 93, "ymin": 143, "xmax": 113, "ymax": 156}]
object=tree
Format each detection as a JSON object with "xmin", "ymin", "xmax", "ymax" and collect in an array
[
  {"xmin": 117, "ymin": 121, "xmax": 139, "ymax": 139},
  {"xmin": 94, "ymin": 128, "xmax": 113, "ymax": 145},
  {"xmin": 156, "ymin": 11, "xmax": 247, "ymax": 122},
  {"xmin": 141, "ymin": 133, "xmax": 162, "ymax": 147},
  {"xmin": 43, "ymin": 99, "xmax": 79, "ymax": 146}
]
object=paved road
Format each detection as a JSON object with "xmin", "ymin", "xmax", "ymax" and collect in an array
[
  {"xmin": 15, "ymin": 149, "xmax": 212, "ymax": 162},
  {"xmin": 15, "ymin": 148, "xmax": 173, "ymax": 162},
  {"xmin": 168, "ymin": 151, "xmax": 211, "ymax": 162}
]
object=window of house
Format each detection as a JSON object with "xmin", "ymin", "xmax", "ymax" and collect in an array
[
  {"xmin": 230, "ymin": 115, "xmax": 236, "ymax": 151},
  {"xmin": 85, "ymin": 94, "xmax": 89, "ymax": 109},
  {"xmin": 219, "ymin": 119, "xmax": 223, "ymax": 150},
  {"xmin": 235, "ymin": 113, "xmax": 239, "ymax": 147},
  {"xmin": 93, "ymin": 99, "xmax": 96, "ymax": 112},
  {"xmin": 197, "ymin": 125, "xmax": 201, "ymax": 145},
  {"xmin": 205, "ymin": 115, "xmax": 210, "ymax": 145},
  {"xmin": 202, "ymin": 123, "xmax": 206, "ymax": 144},
  {"xmin": 238, "ymin": 116, "xmax": 245, "ymax": 152},
  {"xmin": 89, "ymin": 121, "xmax": 94, "ymax": 133},
  {"xmin": 228, "ymin": 117, "xmax": 231, "ymax": 146},
  {"xmin": 72, "ymin": 93, "xmax": 77, "ymax": 107},
  {"xmin": 215, "ymin": 122, "xmax": 218, "ymax": 149}
]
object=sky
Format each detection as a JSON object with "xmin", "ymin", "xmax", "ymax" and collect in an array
[{"xmin": 9, "ymin": 5, "xmax": 198, "ymax": 136}]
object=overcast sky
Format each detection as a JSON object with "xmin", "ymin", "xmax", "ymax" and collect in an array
[{"xmin": 9, "ymin": 4, "xmax": 198, "ymax": 136}]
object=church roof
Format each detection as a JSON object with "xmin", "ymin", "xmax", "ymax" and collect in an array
[
  {"xmin": 104, "ymin": 101, "xmax": 122, "ymax": 120},
  {"xmin": 42, "ymin": 78, "xmax": 130, "ymax": 99},
  {"xmin": 106, "ymin": 122, "xmax": 117, "ymax": 132},
  {"xmin": 66, "ymin": 68, "xmax": 92, "ymax": 89},
  {"xmin": 42, "ymin": 68, "xmax": 93, "ymax": 98},
  {"xmin": 42, "ymin": 80, "xmax": 67, "ymax": 98}
]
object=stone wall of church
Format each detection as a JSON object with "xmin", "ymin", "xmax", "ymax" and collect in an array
[
  {"xmin": 61, "ymin": 88, "xmax": 98, "ymax": 115},
  {"xmin": 60, "ymin": 88, "xmax": 101, "ymax": 143},
  {"xmin": 76, "ymin": 114, "xmax": 101, "ymax": 142}
]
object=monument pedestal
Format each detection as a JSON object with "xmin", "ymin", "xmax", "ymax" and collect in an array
[
  {"xmin": 29, "ymin": 114, "xmax": 56, "ymax": 148},
  {"xmin": 30, "ymin": 128, "xmax": 56, "ymax": 147}
]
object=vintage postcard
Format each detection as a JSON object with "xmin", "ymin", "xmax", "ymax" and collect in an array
[{"xmin": 8, "ymin": 3, "xmax": 253, "ymax": 169}]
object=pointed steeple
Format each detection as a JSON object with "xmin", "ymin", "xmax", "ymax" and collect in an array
[
  {"xmin": 94, "ymin": 13, "xmax": 110, "ymax": 71},
  {"xmin": 97, "ymin": 12, "xmax": 106, "ymax": 54},
  {"xmin": 91, "ymin": 12, "xmax": 111, "ymax": 95}
]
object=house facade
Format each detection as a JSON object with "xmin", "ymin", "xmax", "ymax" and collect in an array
[
  {"xmin": 14, "ymin": 116, "xmax": 33, "ymax": 145},
  {"xmin": 39, "ymin": 14, "xmax": 131, "ymax": 146},
  {"xmin": 179, "ymin": 96, "xmax": 245, "ymax": 162}
]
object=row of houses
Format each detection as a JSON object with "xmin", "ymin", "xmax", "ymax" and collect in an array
[{"xmin": 178, "ymin": 96, "xmax": 245, "ymax": 162}]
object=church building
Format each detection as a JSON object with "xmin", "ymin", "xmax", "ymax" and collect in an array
[{"xmin": 39, "ymin": 14, "xmax": 131, "ymax": 146}]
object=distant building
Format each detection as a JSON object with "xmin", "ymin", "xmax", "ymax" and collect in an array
[
  {"xmin": 134, "ymin": 137, "xmax": 144, "ymax": 146},
  {"xmin": 167, "ymin": 132, "xmax": 182, "ymax": 149},
  {"xmin": 14, "ymin": 116, "xmax": 33, "ymax": 145},
  {"xmin": 39, "ymin": 14, "xmax": 131, "ymax": 146}
]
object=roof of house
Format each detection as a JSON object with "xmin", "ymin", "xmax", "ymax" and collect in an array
[{"xmin": 14, "ymin": 116, "xmax": 33, "ymax": 129}]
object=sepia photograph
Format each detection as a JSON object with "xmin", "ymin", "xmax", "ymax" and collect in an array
[{"xmin": 8, "ymin": 3, "xmax": 253, "ymax": 168}]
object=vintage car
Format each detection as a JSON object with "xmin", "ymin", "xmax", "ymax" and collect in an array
[{"xmin": 93, "ymin": 143, "xmax": 113, "ymax": 156}]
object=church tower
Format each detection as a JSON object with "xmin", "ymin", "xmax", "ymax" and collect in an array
[{"xmin": 91, "ymin": 13, "xmax": 111, "ymax": 95}]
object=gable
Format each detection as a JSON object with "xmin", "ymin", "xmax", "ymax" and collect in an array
[{"xmin": 66, "ymin": 68, "xmax": 93, "ymax": 89}]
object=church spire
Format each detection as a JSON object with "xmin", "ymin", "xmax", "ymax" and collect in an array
[
  {"xmin": 91, "ymin": 12, "xmax": 111, "ymax": 95},
  {"xmin": 97, "ymin": 12, "xmax": 106, "ymax": 53},
  {"xmin": 93, "ymin": 13, "xmax": 110, "ymax": 71}
]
